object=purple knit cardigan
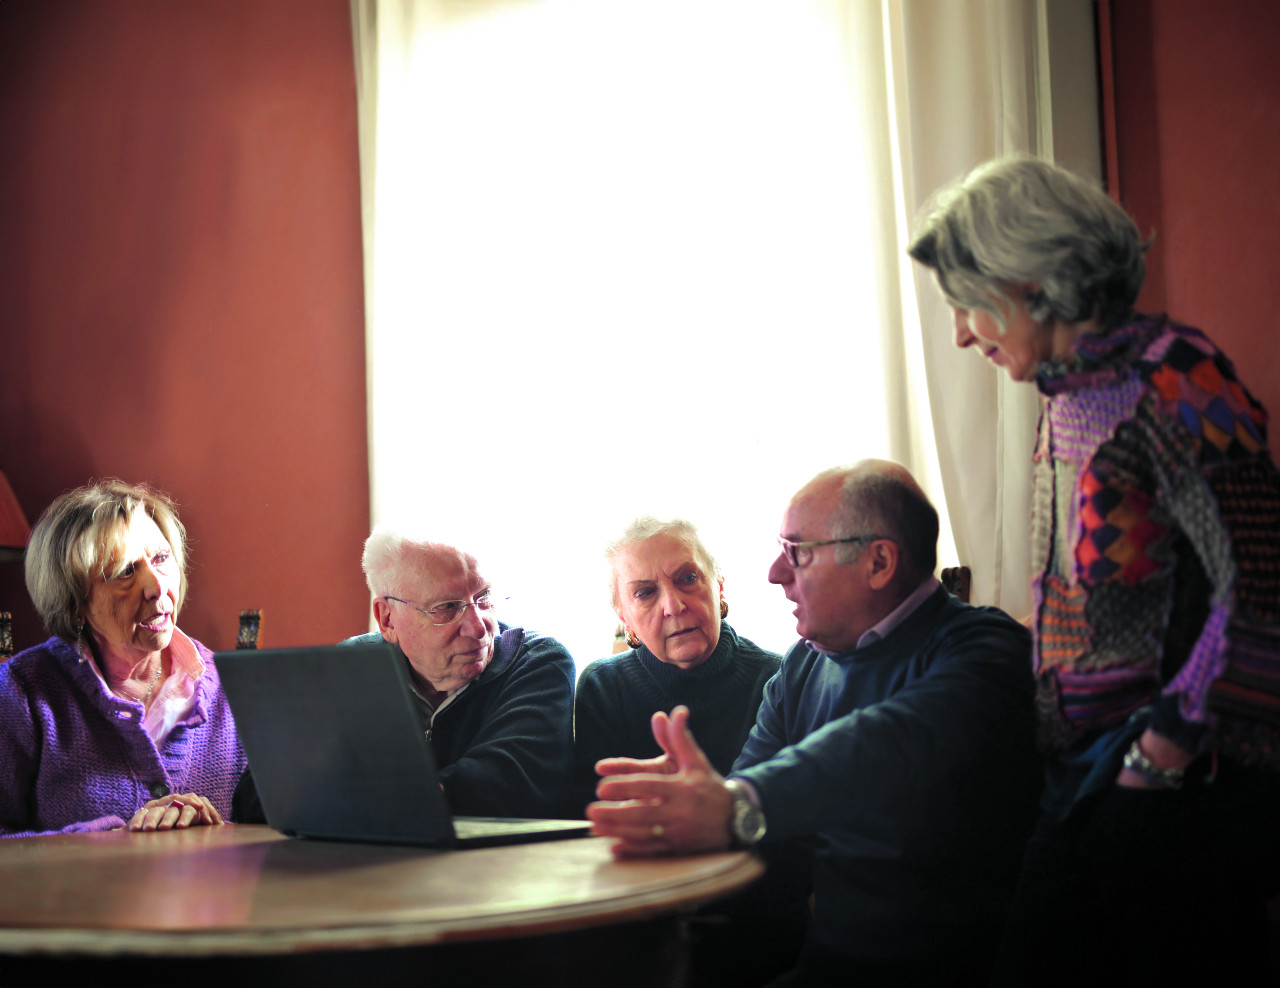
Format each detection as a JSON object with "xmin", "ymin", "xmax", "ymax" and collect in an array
[{"xmin": 0, "ymin": 636, "xmax": 246, "ymax": 838}]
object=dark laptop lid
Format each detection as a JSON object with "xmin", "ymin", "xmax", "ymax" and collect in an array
[{"xmin": 218, "ymin": 643, "xmax": 459, "ymax": 845}]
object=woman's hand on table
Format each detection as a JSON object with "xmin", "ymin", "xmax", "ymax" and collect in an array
[{"xmin": 127, "ymin": 792, "xmax": 225, "ymax": 832}]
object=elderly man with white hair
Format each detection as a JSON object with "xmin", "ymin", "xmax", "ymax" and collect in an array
[
  {"xmin": 234, "ymin": 527, "xmax": 576, "ymax": 823},
  {"xmin": 345, "ymin": 527, "xmax": 577, "ymax": 819}
]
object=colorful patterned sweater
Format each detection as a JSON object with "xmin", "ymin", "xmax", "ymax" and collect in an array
[{"xmin": 1031, "ymin": 315, "xmax": 1280, "ymax": 768}]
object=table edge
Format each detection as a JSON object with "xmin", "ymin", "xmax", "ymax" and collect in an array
[{"xmin": 0, "ymin": 851, "xmax": 764, "ymax": 956}]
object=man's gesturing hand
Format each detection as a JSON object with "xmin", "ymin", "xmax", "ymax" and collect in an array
[{"xmin": 587, "ymin": 706, "xmax": 734, "ymax": 857}]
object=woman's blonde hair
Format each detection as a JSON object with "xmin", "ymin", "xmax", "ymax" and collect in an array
[{"xmin": 25, "ymin": 479, "xmax": 189, "ymax": 641}]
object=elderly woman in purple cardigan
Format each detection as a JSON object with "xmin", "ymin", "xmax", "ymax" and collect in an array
[{"xmin": 0, "ymin": 480, "xmax": 245, "ymax": 837}]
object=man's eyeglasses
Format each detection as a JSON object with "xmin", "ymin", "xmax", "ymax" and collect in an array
[
  {"xmin": 383, "ymin": 591, "xmax": 501, "ymax": 626},
  {"xmin": 777, "ymin": 534, "xmax": 886, "ymax": 568}
]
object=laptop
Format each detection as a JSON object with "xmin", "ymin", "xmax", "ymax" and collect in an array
[{"xmin": 216, "ymin": 642, "xmax": 592, "ymax": 847}]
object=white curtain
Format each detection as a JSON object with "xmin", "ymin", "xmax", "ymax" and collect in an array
[
  {"xmin": 886, "ymin": 0, "xmax": 1052, "ymax": 620},
  {"xmin": 351, "ymin": 0, "xmax": 1078, "ymax": 664}
]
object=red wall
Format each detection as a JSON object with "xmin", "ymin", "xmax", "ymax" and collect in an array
[
  {"xmin": 0, "ymin": 0, "xmax": 371, "ymax": 653},
  {"xmin": 1109, "ymin": 0, "xmax": 1280, "ymax": 457}
]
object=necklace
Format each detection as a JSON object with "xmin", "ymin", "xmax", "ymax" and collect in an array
[{"xmin": 112, "ymin": 662, "xmax": 164, "ymax": 707}]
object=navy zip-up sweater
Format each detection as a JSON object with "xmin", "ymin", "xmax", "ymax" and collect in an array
[{"xmin": 732, "ymin": 587, "xmax": 1040, "ymax": 963}]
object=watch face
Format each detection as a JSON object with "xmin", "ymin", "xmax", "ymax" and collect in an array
[{"xmin": 728, "ymin": 782, "xmax": 766, "ymax": 845}]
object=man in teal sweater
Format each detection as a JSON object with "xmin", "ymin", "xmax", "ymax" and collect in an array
[{"xmin": 589, "ymin": 461, "xmax": 1040, "ymax": 986}]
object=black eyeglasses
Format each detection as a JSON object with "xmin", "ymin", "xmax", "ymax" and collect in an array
[
  {"xmin": 383, "ymin": 591, "xmax": 501, "ymax": 626},
  {"xmin": 776, "ymin": 534, "xmax": 886, "ymax": 568}
]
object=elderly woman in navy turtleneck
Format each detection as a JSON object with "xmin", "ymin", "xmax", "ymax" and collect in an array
[
  {"xmin": 575, "ymin": 517, "xmax": 807, "ymax": 982},
  {"xmin": 572, "ymin": 517, "xmax": 780, "ymax": 814}
]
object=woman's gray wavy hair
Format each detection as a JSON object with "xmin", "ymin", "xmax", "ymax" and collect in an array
[
  {"xmin": 605, "ymin": 516, "xmax": 720, "ymax": 611},
  {"xmin": 908, "ymin": 156, "xmax": 1147, "ymax": 332},
  {"xmin": 25, "ymin": 479, "xmax": 189, "ymax": 642}
]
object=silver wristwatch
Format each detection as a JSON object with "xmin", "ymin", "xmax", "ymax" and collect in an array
[{"xmin": 724, "ymin": 778, "xmax": 766, "ymax": 847}]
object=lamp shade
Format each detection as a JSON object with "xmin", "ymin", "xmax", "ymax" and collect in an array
[{"xmin": 0, "ymin": 472, "xmax": 31, "ymax": 561}]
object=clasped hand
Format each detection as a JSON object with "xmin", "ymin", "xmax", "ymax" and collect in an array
[
  {"xmin": 127, "ymin": 792, "xmax": 225, "ymax": 832},
  {"xmin": 586, "ymin": 705, "xmax": 733, "ymax": 858}
]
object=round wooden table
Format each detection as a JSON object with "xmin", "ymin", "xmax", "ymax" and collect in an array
[{"xmin": 0, "ymin": 824, "xmax": 764, "ymax": 984}]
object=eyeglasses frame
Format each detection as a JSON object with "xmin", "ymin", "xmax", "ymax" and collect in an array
[
  {"xmin": 381, "ymin": 591, "xmax": 499, "ymax": 626},
  {"xmin": 776, "ymin": 534, "xmax": 888, "ymax": 568}
]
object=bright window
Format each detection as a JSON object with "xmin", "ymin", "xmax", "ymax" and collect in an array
[{"xmin": 367, "ymin": 1, "xmax": 936, "ymax": 666}]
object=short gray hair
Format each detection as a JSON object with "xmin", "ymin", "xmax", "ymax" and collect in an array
[
  {"xmin": 605, "ymin": 516, "xmax": 720, "ymax": 611},
  {"xmin": 908, "ymin": 156, "xmax": 1146, "ymax": 332},
  {"xmin": 25, "ymin": 479, "xmax": 189, "ymax": 642},
  {"xmin": 815, "ymin": 463, "xmax": 938, "ymax": 585}
]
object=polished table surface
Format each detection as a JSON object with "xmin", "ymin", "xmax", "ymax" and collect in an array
[{"xmin": 0, "ymin": 824, "xmax": 764, "ymax": 957}]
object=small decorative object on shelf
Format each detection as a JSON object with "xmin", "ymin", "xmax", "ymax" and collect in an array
[
  {"xmin": 0, "ymin": 611, "xmax": 13, "ymax": 660},
  {"xmin": 940, "ymin": 566, "xmax": 972, "ymax": 604},
  {"xmin": 237, "ymin": 609, "xmax": 262, "ymax": 650}
]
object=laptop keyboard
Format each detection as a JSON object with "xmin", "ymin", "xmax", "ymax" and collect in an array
[{"xmin": 453, "ymin": 817, "xmax": 587, "ymax": 839}]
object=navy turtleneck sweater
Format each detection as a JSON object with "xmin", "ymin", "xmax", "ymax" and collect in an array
[{"xmin": 572, "ymin": 622, "xmax": 781, "ymax": 815}]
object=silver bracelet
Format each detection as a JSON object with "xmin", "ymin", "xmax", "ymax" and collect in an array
[{"xmin": 1122, "ymin": 740, "xmax": 1185, "ymax": 789}]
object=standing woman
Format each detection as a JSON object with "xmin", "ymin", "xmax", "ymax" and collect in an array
[
  {"xmin": 0, "ymin": 480, "xmax": 245, "ymax": 837},
  {"xmin": 909, "ymin": 157, "xmax": 1280, "ymax": 984}
]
